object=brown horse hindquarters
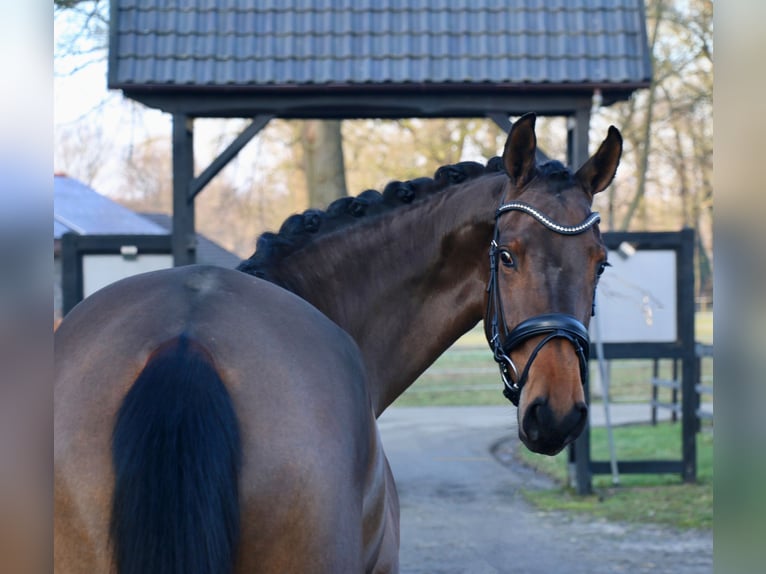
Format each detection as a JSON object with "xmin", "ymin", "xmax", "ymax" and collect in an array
[{"xmin": 54, "ymin": 266, "xmax": 388, "ymax": 573}]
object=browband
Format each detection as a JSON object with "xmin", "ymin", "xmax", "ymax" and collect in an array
[{"xmin": 496, "ymin": 201, "xmax": 601, "ymax": 235}]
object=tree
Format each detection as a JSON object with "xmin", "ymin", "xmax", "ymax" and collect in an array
[
  {"xmin": 596, "ymin": 0, "xmax": 713, "ymax": 301},
  {"xmin": 619, "ymin": 0, "xmax": 667, "ymax": 231},
  {"xmin": 54, "ymin": 120, "xmax": 110, "ymax": 186},
  {"xmin": 54, "ymin": 0, "xmax": 108, "ymax": 71},
  {"xmin": 301, "ymin": 120, "xmax": 348, "ymax": 208}
]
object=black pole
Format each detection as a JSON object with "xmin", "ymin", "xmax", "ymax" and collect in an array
[
  {"xmin": 569, "ymin": 104, "xmax": 593, "ymax": 495},
  {"xmin": 679, "ymin": 228, "xmax": 697, "ymax": 482},
  {"xmin": 60, "ymin": 233, "xmax": 83, "ymax": 316},
  {"xmin": 172, "ymin": 113, "xmax": 196, "ymax": 266}
]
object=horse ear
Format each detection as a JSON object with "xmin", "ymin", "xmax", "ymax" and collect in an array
[
  {"xmin": 502, "ymin": 113, "xmax": 538, "ymax": 189},
  {"xmin": 575, "ymin": 126, "xmax": 623, "ymax": 196}
]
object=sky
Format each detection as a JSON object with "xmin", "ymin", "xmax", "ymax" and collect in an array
[
  {"xmin": 53, "ymin": 6, "xmax": 282, "ymax": 199},
  {"xmin": 54, "ymin": 5, "xmax": 172, "ymax": 191}
]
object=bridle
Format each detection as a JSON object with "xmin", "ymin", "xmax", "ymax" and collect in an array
[{"xmin": 486, "ymin": 201, "xmax": 600, "ymax": 407}]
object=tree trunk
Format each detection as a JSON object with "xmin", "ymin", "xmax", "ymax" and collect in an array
[
  {"xmin": 301, "ymin": 120, "xmax": 347, "ymax": 208},
  {"xmin": 619, "ymin": 0, "xmax": 665, "ymax": 231}
]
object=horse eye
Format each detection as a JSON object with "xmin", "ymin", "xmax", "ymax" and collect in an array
[
  {"xmin": 597, "ymin": 261, "xmax": 611, "ymax": 276},
  {"xmin": 499, "ymin": 250, "xmax": 515, "ymax": 268}
]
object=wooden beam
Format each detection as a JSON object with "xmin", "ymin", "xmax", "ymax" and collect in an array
[
  {"xmin": 678, "ymin": 228, "xmax": 697, "ymax": 482},
  {"xmin": 568, "ymin": 104, "xmax": 593, "ymax": 495},
  {"xmin": 188, "ymin": 114, "xmax": 273, "ymax": 201},
  {"xmin": 125, "ymin": 91, "xmax": 598, "ymax": 120},
  {"xmin": 487, "ymin": 112, "xmax": 513, "ymax": 133},
  {"xmin": 172, "ymin": 113, "xmax": 196, "ymax": 266},
  {"xmin": 567, "ymin": 106, "xmax": 591, "ymax": 169}
]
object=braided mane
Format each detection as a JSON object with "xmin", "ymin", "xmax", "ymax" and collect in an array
[{"xmin": 237, "ymin": 157, "xmax": 505, "ymax": 281}]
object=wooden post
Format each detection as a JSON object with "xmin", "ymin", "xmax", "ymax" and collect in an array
[
  {"xmin": 567, "ymin": 104, "xmax": 593, "ymax": 495},
  {"xmin": 172, "ymin": 113, "xmax": 196, "ymax": 266},
  {"xmin": 651, "ymin": 358, "xmax": 659, "ymax": 425},
  {"xmin": 679, "ymin": 228, "xmax": 697, "ymax": 482}
]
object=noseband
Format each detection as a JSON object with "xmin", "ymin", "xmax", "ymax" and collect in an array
[{"xmin": 486, "ymin": 201, "xmax": 600, "ymax": 407}]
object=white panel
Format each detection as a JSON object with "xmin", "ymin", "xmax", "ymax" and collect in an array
[
  {"xmin": 593, "ymin": 250, "xmax": 677, "ymax": 343},
  {"xmin": 82, "ymin": 254, "xmax": 173, "ymax": 298}
]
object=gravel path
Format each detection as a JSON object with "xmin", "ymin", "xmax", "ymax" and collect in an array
[{"xmin": 378, "ymin": 407, "xmax": 712, "ymax": 574}]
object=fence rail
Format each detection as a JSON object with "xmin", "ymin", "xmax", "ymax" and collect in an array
[
  {"xmin": 403, "ymin": 343, "xmax": 713, "ymax": 418},
  {"xmin": 650, "ymin": 343, "xmax": 713, "ymax": 425},
  {"xmin": 695, "ymin": 344, "xmax": 714, "ymax": 421}
]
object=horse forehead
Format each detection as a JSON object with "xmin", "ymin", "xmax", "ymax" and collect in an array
[
  {"xmin": 526, "ymin": 181, "xmax": 591, "ymax": 214},
  {"xmin": 496, "ymin": 192, "xmax": 602, "ymax": 266},
  {"xmin": 499, "ymin": 187, "xmax": 594, "ymax": 238}
]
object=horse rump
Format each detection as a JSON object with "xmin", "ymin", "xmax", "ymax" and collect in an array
[{"xmin": 109, "ymin": 335, "xmax": 242, "ymax": 574}]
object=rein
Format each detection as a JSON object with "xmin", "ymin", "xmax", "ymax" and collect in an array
[{"xmin": 486, "ymin": 201, "xmax": 599, "ymax": 407}]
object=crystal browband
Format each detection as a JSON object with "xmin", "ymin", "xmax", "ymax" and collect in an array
[{"xmin": 495, "ymin": 201, "xmax": 601, "ymax": 235}]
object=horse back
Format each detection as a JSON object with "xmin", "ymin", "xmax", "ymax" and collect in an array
[{"xmin": 55, "ymin": 265, "xmax": 383, "ymax": 573}]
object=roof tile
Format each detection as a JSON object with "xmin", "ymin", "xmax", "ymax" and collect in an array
[{"xmin": 110, "ymin": 0, "xmax": 651, "ymax": 88}]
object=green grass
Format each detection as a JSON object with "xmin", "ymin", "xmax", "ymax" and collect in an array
[
  {"xmin": 396, "ymin": 311, "xmax": 713, "ymax": 407},
  {"xmin": 516, "ymin": 422, "xmax": 713, "ymax": 530}
]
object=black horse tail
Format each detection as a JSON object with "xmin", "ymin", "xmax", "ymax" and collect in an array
[{"xmin": 109, "ymin": 335, "xmax": 242, "ymax": 574}]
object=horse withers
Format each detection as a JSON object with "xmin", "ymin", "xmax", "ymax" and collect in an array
[{"xmin": 54, "ymin": 113, "xmax": 621, "ymax": 573}]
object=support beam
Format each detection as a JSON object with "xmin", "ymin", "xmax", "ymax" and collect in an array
[
  {"xmin": 566, "ymin": 104, "xmax": 593, "ymax": 495},
  {"xmin": 188, "ymin": 114, "xmax": 273, "ymax": 201},
  {"xmin": 128, "ymin": 91, "xmax": 637, "ymax": 120},
  {"xmin": 679, "ymin": 228, "xmax": 697, "ymax": 483},
  {"xmin": 567, "ymin": 105, "xmax": 591, "ymax": 169},
  {"xmin": 172, "ymin": 113, "xmax": 196, "ymax": 266},
  {"xmin": 487, "ymin": 112, "xmax": 513, "ymax": 134}
]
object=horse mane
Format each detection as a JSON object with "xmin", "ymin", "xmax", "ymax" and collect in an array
[
  {"xmin": 237, "ymin": 157, "xmax": 506, "ymax": 281},
  {"xmin": 537, "ymin": 159, "xmax": 575, "ymax": 181}
]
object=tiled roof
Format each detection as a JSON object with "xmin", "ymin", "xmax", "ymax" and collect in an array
[
  {"xmin": 109, "ymin": 0, "xmax": 651, "ymax": 89},
  {"xmin": 54, "ymin": 175, "xmax": 167, "ymax": 238},
  {"xmin": 53, "ymin": 176, "xmax": 240, "ymax": 268}
]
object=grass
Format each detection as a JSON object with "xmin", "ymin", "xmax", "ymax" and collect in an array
[
  {"xmin": 516, "ymin": 422, "xmax": 713, "ymax": 530},
  {"xmin": 396, "ymin": 311, "xmax": 713, "ymax": 407}
]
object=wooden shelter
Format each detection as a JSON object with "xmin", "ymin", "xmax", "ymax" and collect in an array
[{"xmin": 108, "ymin": 0, "xmax": 651, "ymax": 266}]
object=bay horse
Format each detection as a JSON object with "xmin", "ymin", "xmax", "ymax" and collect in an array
[{"xmin": 54, "ymin": 114, "xmax": 622, "ymax": 573}]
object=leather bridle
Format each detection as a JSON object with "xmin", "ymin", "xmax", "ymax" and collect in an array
[{"xmin": 486, "ymin": 201, "xmax": 600, "ymax": 407}]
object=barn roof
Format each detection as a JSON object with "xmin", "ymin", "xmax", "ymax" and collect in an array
[
  {"xmin": 53, "ymin": 175, "xmax": 167, "ymax": 238},
  {"xmin": 53, "ymin": 175, "xmax": 240, "ymax": 268},
  {"xmin": 109, "ymin": 0, "xmax": 651, "ymax": 117}
]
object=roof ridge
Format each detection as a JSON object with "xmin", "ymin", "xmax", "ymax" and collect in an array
[
  {"xmin": 119, "ymin": 29, "xmax": 639, "ymax": 38},
  {"xmin": 118, "ymin": 5, "xmax": 636, "ymax": 15},
  {"xmin": 118, "ymin": 53, "xmax": 643, "ymax": 63}
]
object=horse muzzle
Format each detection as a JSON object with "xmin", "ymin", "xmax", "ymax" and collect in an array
[
  {"xmin": 493, "ymin": 313, "xmax": 590, "ymax": 408},
  {"xmin": 520, "ymin": 396, "xmax": 588, "ymax": 455}
]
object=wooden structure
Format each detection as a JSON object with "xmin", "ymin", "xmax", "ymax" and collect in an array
[{"xmin": 108, "ymin": 0, "xmax": 651, "ymax": 266}]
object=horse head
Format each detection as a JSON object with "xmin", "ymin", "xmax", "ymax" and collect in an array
[{"xmin": 487, "ymin": 113, "xmax": 622, "ymax": 455}]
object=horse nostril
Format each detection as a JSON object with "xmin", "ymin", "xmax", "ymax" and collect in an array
[
  {"xmin": 523, "ymin": 398, "xmax": 588, "ymax": 449},
  {"xmin": 523, "ymin": 398, "xmax": 546, "ymax": 442},
  {"xmin": 565, "ymin": 401, "xmax": 589, "ymax": 442},
  {"xmin": 577, "ymin": 401, "xmax": 588, "ymax": 425}
]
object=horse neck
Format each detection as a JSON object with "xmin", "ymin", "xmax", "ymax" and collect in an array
[{"xmin": 278, "ymin": 175, "xmax": 505, "ymax": 416}]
